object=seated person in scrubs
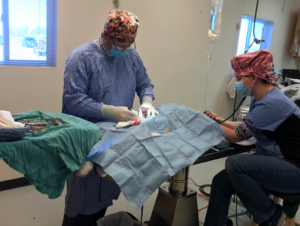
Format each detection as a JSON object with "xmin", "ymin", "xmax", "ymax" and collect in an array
[
  {"xmin": 203, "ymin": 50, "xmax": 300, "ymax": 226},
  {"xmin": 62, "ymin": 10, "xmax": 158, "ymax": 226}
]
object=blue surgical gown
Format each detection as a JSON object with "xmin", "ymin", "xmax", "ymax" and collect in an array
[{"xmin": 62, "ymin": 41, "xmax": 155, "ymax": 217}]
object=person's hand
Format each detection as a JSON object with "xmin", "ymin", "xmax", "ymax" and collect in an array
[
  {"xmin": 95, "ymin": 165, "xmax": 114, "ymax": 181},
  {"xmin": 112, "ymin": 107, "xmax": 138, "ymax": 122},
  {"xmin": 139, "ymin": 102, "xmax": 159, "ymax": 119},
  {"xmin": 204, "ymin": 110, "xmax": 223, "ymax": 122}
]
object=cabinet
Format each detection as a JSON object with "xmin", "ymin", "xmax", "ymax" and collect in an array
[{"xmin": 292, "ymin": 10, "xmax": 300, "ymax": 58}]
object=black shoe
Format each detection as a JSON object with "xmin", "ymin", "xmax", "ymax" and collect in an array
[
  {"xmin": 259, "ymin": 204, "xmax": 285, "ymax": 226},
  {"xmin": 225, "ymin": 219, "xmax": 233, "ymax": 226}
]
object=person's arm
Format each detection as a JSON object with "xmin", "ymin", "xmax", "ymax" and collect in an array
[
  {"xmin": 220, "ymin": 125, "xmax": 241, "ymax": 143},
  {"xmin": 63, "ymin": 57, "xmax": 137, "ymax": 122},
  {"xmin": 204, "ymin": 111, "xmax": 239, "ymax": 129},
  {"xmin": 95, "ymin": 165, "xmax": 114, "ymax": 181},
  {"xmin": 209, "ymin": 113, "xmax": 262, "ymax": 143},
  {"xmin": 139, "ymin": 96, "xmax": 159, "ymax": 118},
  {"xmin": 230, "ymin": 121, "xmax": 262, "ymax": 143},
  {"xmin": 63, "ymin": 59, "xmax": 104, "ymax": 120},
  {"xmin": 101, "ymin": 105, "xmax": 138, "ymax": 122},
  {"xmin": 131, "ymin": 51, "xmax": 155, "ymax": 104},
  {"xmin": 131, "ymin": 51, "xmax": 158, "ymax": 118},
  {"xmin": 219, "ymin": 120, "xmax": 239, "ymax": 130}
]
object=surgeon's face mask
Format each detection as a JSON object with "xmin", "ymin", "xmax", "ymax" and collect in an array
[
  {"xmin": 109, "ymin": 46, "xmax": 129, "ymax": 58},
  {"xmin": 235, "ymin": 76, "xmax": 253, "ymax": 96}
]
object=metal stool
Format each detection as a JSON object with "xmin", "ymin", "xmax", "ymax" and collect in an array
[{"xmin": 251, "ymin": 193, "xmax": 300, "ymax": 226}]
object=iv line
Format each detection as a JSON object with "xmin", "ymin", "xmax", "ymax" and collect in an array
[{"xmin": 204, "ymin": 40, "xmax": 214, "ymax": 111}]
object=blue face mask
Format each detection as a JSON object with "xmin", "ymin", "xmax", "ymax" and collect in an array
[
  {"xmin": 109, "ymin": 46, "xmax": 129, "ymax": 58},
  {"xmin": 235, "ymin": 77, "xmax": 253, "ymax": 96}
]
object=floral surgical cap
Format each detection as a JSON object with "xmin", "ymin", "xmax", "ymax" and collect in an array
[
  {"xmin": 231, "ymin": 50, "xmax": 278, "ymax": 87},
  {"xmin": 104, "ymin": 10, "xmax": 139, "ymax": 44}
]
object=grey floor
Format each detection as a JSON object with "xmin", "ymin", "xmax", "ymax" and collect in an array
[{"xmin": 0, "ymin": 156, "xmax": 296, "ymax": 226}]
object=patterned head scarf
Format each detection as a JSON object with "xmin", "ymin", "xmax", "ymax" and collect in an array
[
  {"xmin": 104, "ymin": 10, "xmax": 139, "ymax": 44},
  {"xmin": 231, "ymin": 50, "xmax": 278, "ymax": 87}
]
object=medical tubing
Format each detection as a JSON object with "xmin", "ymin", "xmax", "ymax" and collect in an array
[
  {"xmin": 245, "ymin": 0, "xmax": 260, "ymax": 54},
  {"xmin": 140, "ymin": 205, "xmax": 144, "ymax": 226},
  {"xmin": 218, "ymin": 97, "xmax": 246, "ymax": 124},
  {"xmin": 253, "ymin": 0, "xmax": 259, "ymax": 39},
  {"xmin": 189, "ymin": 178, "xmax": 210, "ymax": 197},
  {"xmin": 199, "ymin": 185, "xmax": 211, "ymax": 197},
  {"xmin": 204, "ymin": 41, "xmax": 214, "ymax": 111}
]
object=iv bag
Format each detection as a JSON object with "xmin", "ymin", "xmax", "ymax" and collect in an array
[{"xmin": 208, "ymin": 0, "xmax": 223, "ymax": 41}]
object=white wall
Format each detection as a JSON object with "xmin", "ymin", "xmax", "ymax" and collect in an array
[
  {"xmin": 241, "ymin": 0, "xmax": 300, "ymax": 72},
  {"xmin": 0, "ymin": 0, "xmax": 299, "ymax": 181},
  {"xmin": 235, "ymin": 0, "xmax": 300, "ymax": 111}
]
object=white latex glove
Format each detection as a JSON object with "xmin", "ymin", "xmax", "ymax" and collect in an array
[
  {"xmin": 112, "ymin": 107, "xmax": 138, "ymax": 122},
  {"xmin": 139, "ymin": 102, "xmax": 159, "ymax": 119}
]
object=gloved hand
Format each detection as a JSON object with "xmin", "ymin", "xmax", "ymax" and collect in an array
[
  {"xmin": 204, "ymin": 110, "xmax": 224, "ymax": 122},
  {"xmin": 139, "ymin": 102, "xmax": 159, "ymax": 119},
  {"xmin": 112, "ymin": 107, "xmax": 138, "ymax": 122}
]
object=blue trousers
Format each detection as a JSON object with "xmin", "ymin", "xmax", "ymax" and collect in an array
[{"xmin": 204, "ymin": 155, "xmax": 300, "ymax": 225}]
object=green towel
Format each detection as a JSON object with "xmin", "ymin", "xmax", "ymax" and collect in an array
[
  {"xmin": 291, "ymin": 96, "xmax": 299, "ymax": 102},
  {"xmin": 0, "ymin": 111, "xmax": 101, "ymax": 199}
]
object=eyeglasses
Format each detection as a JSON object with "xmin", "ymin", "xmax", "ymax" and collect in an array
[
  {"xmin": 112, "ymin": 37, "xmax": 136, "ymax": 52},
  {"xmin": 236, "ymin": 75, "xmax": 251, "ymax": 82},
  {"xmin": 107, "ymin": 30, "xmax": 136, "ymax": 51}
]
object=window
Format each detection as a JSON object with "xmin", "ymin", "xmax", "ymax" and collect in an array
[
  {"xmin": 0, "ymin": 0, "xmax": 56, "ymax": 66},
  {"xmin": 236, "ymin": 15, "xmax": 274, "ymax": 56}
]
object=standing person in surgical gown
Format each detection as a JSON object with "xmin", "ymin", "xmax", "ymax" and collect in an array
[{"xmin": 61, "ymin": 10, "xmax": 158, "ymax": 226}]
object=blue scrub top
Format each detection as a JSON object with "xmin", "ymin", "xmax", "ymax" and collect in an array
[
  {"xmin": 246, "ymin": 87, "xmax": 300, "ymax": 157},
  {"xmin": 62, "ymin": 41, "xmax": 155, "ymax": 217},
  {"xmin": 62, "ymin": 41, "xmax": 154, "ymax": 123}
]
